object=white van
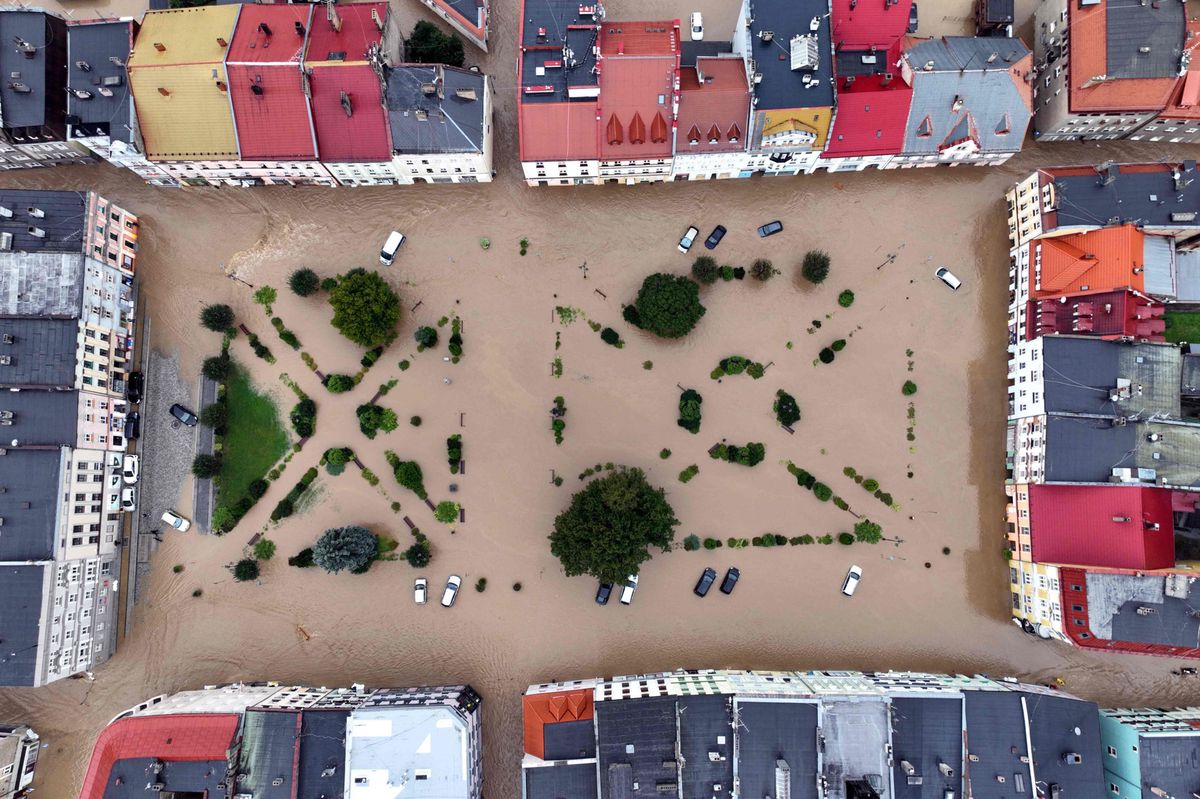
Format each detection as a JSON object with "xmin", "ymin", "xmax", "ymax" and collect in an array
[
  {"xmin": 619, "ymin": 573, "xmax": 639, "ymax": 605},
  {"xmin": 380, "ymin": 231, "xmax": 406, "ymax": 265}
]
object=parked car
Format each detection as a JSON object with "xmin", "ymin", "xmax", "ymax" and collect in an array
[
  {"xmin": 595, "ymin": 582, "xmax": 613, "ymax": 605},
  {"xmin": 169, "ymin": 404, "xmax": 198, "ymax": 427},
  {"xmin": 678, "ymin": 225, "xmax": 700, "ymax": 254},
  {"xmin": 414, "ymin": 577, "xmax": 428, "ymax": 605},
  {"xmin": 124, "ymin": 411, "xmax": 141, "ymax": 440},
  {"xmin": 694, "ymin": 567, "xmax": 717, "ymax": 597},
  {"xmin": 704, "ymin": 225, "xmax": 727, "ymax": 250},
  {"xmin": 122, "ymin": 454, "xmax": 139, "ymax": 485},
  {"xmin": 757, "ymin": 220, "xmax": 784, "ymax": 237},
  {"xmin": 841, "ymin": 565, "xmax": 863, "ymax": 597},
  {"xmin": 161, "ymin": 510, "xmax": 191, "ymax": 532},
  {"xmin": 690, "ymin": 11, "xmax": 704, "ymax": 40},
  {"xmin": 441, "ymin": 575, "xmax": 462, "ymax": 607},
  {"xmin": 120, "ymin": 486, "xmax": 136, "ymax": 512},
  {"xmin": 619, "ymin": 573, "xmax": 639, "ymax": 605},
  {"xmin": 934, "ymin": 267, "xmax": 962, "ymax": 291},
  {"xmin": 719, "ymin": 567, "xmax": 740, "ymax": 594},
  {"xmin": 380, "ymin": 230, "xmax": 406, "ymax": 265},
  {"xmin": 126, "ymin": 371, "xmax": 144, "ymax": 404}
]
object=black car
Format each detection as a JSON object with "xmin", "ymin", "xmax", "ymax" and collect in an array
[
  {"xmin": 694, "ymin": 567, "xmax": 717, "ymax": 597},
  {"xmin": 124, "ymin": 411, "xmax": 140, "ymax": 441},
  {"xmin": 170, "ymin": 403, "xmax": 199, "ymax": 427},
  {"xmin": 704, "ymin": 225, "xmax": 727, "ymax": 249},
  {"xmin": 757, "ymin": 220, "xmax": 784, "ymax": 237},
  {"xmin": 720, "ymin": 567, "xmax": 740, "ymax": 594},
  {"xmin": 126, "ymin": 371, "xmax": 144, "ymax": 404},
  {"xmin": 595, "ymin": 582, "xmax": 613, "ymax": 605}
]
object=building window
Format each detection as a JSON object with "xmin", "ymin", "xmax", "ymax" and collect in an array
[
  {"xmin": 1107, "ymin": 746, "xmax": 1117, "ymax": 757},
  {"xmin": 1109, "ymin": 784, "xmax": 1119, "ymax": 794}
]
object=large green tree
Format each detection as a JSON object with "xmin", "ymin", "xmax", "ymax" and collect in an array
[
  {"xmin": 632, "ymin": 273, "xmax": 706, "ymax": 339},
  {"xmin": 329, "ymin": 268, "xmax": 401, "ymax": 348},
  {"xmin": 313, "ymin": 526, "xmax": 379, "ymax": 574},
  {"xmin": 549, "ymin": 468, "xmax": 678, "ymax": 583},
  {"xmin": 407, "ymin": 20, "xmax": 465, "ymax": 67}
]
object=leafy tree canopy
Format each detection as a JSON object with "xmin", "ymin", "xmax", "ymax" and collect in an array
[
  {"xmin": 633, "ymin": 273, "xmax": 706, "ymax": 339},
  {"xmin": 313, "ymin": 526, "xmax": 378, "ymax": 574},
  {"xmin": 288, "ymin": 268, "xmax": 321, "ymax": 297},
  {"xmin": 407, "ymin": 20, "xmax": 465, "ymax": 67},
  {"xmin": 329, "ymin": 268, "xmax": 401, "ymax": 347},
  {"xmin": 200, "ymin": 304, "xmax": 234, "ymax": 332}
]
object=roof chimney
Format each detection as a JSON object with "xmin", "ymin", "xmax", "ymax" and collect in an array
[
  {"xmin": 157, "ymin": 87, "xmax": 170, "ymax": 97},
  {"xmin": 328, "ymin": 3, "xmax": 342, "ymax": 33},
  {"xmin": 340, "ymin": 90, "xmax": 353, "ymax": 117},
  {"xmin": 258, "ymin": 22, "xmax": 272, "ymax": 37},
  {"xmin": 153, "ymin": 42, "xmax": 166, "ymax": 52},
  {"xmin": 371, "ymin": 7, "xmax": 384, "ymax": 31},
  {"xmin": 250, "ymin": 83, "xmax": 263, "ymax": 95},
  {"xmin": 215, "ymin": 81, "xmax": 227, "ymax": 92},
  {"xmin": 217, "ymin": 37, "xmax": 227, "ymax": 48},
  {"xmin": 295, "ymin": 21, "xmax": 306, "ymax": 36}
]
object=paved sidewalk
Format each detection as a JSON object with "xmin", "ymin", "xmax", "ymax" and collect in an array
[{"xmin": 192, "ymin": 375, "xmax": 218, "ymax": 532}]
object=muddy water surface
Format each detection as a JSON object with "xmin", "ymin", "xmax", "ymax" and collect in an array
[{"xmin": 4, "ymin": 0, "xmax": 1200, "ymax": 797}]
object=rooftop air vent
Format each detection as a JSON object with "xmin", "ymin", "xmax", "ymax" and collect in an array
[
  {"xmin": 27, "ymin": 227, "xmax": 44, "ymax": 238},
  {"xmin": 75, "ymin": 60, "xmax": 91, "ymax": 72},
  {"xmin": 7, "ymin": 82, "xmax": 30, "ymax": 94},
  {"xmin": 455, "ymin": 87, "xmax": 478, "ymax": 101},
  {"xmin": 340, "ymin": 91, "xmax": 353, "ymax": 117},
  {"xmin": 421, "ymin": 82, "xmax": 438, "ymax": 95}
]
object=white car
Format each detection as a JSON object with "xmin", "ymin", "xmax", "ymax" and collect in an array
[
  {"xmin": 161, "ymin": 510, "xmax": 191, "ymax": 532},
  {"xmin": 414, "ymin": 577, "xmax": 428, "ymax": 605},
  {"xmin": 380, "ymin": 230, "xmax": 406, "ymax": 266},
  {"xmin": 441, "ymin": 575, "xmax": 462, "ymax": 607},
  {"xmin": 690, "ymin": 11, "xmax": 704, "ymax": 40},
  {"xmin": 841, "ymin": 565, "xmax": 863, "ymax": 597},
  {"xmin": 122, "ymin": 454, "xmax": 139, "ymax": 484},
  {"xmin": 619, "ymin": 573, "xmax": 639, "ymax": 605},
  {"xmin": 120, "ymin": 487, "xmax": 136, "ymax": 512},
  {"xmin": 934, "ymin": 267, "xmax": 962, "ymax": 291},
  {"xmin": 678, "ymin": 225, "xmax": 699, "ymax": 254}
]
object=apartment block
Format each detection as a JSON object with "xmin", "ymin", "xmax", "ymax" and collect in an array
[
  {"xmin": 0, "ymin": 724, "xmax": 37, "ymax": 799},
  {"xmin": 1100, "ymin": 706, "xmax": 1200, "ymax": 798}
]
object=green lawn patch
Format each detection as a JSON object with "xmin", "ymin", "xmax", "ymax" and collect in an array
[
  {"xmin": 1164, "ymin": 311, "xmax": 1200, "ymax": 343},
  {"xmin": 218, "ymin": 366, "xmax": 289, "ymax": 502}
]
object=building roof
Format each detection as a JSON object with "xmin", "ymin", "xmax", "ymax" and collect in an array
[
  {"xmin": 734, "ymin": 701, "xmax": 819, "ymax": 799},
  {"xmin": 1159, "ymin": 21, "xmax": 1200, "ymax": 121},
  {"xmin": 0, "ymin": 253, "xmax": 84, "ymax": 317},
  {"xmin": 597, "ymin": 22, "xmax": 679, "ymax": 161},
  {"xmin": 0, "ymin": 318, "xmax": 78, "ymax": 388},
  {"xmin": 747, "ymin": 0, "xmax": 835, "ymax": 110},
  {"xmin": 1045, "ymin": 416, "xmax": 1200, "ymax": 487},
  {"xmin": 1075, "ymin": 570, "xmax": 1200, "ymax": 652},
  {"xmin": 66, "ymin": 19, "xmax": 137, "ymax": 145},
  {"xmin": 525, "ymin": 762, "xmax": 599, "ymax": 799},
  {"xmin": 831, "ymin": 0, "xmax": 912, "ymax": 51},
  {"xmin": 524, "ymin": 688, "xmax": 594, "ymax": 760},
  {"xmin": 426, "ymin": 0, "xmax": 487, "ymax": 43},
  {"xmin": 890, "ymin": 696, "xmax": 962, "ymax": 799},
  {"xmin": 519, "ymin": 101, "xmax": 600, "ymax": 162},
  {"xmin": 677, "ymin": 57, "xmax": 749, "ymax": 154},
  {"xmin": 0, "ymin": 389, "xmax": 78, "ymax": 446},
  {"xmin": 823, "ymin": 698, "xmax": 890, "ymax": 799},
  {"xmin": 1039, "ymin": 337, "xmax": 1182, "ymax": 418},
  {"xmin": 678, "ymin": 695, "xmax": 733, "ymax": 797},
  {"xmin": 0, "ymin": 565, "xmax": 46, "ymax": 686},
  {"xmin": 296, "ymin": 709, "xmax": 348, "ymax": 797},
  {"xmin": 346, "ymin": 705, "xmax": 472, "ymax": 799},
  {"xmin": 1025, "ymin": 290, "xmax": 1164, "ymax": 341},
  {"xmin": 307, "ymin": 63, "xmax": 390, "ymax": 161},
  {"xmin": 821, "ymin": 74, "xmax": 913, "ymax": 157},
  {"xmin": 1046, "ymin": 162, "xmax": 1200, "ymax": 232},
  {"xmin": 962, "ymin": 690, "xmax": 1030, "ymax": 799},
  {"xmin": 900, "ymin": 37, "xmax": 1031, "ymax": 156},
  {"xmin": 0, "ymin": 189, "xmax": 86, "ymax": 254},
  {"xmin": 0, "ymin": 10, "xmax": 57, "ymax": 130},
  {"xmin": 596, "ymin": 695, "xmax": 678, "ymax": 799},
  {"xmin": 1066, "ymin": 0, "xmax": 1183, "ymax": 113},
  {"xmin": 0, "ymin": 449, "xmax": 62, "ymax": 562},
  {"xmin": 1028, "ymin": 484, "xmax": 1176, "ymax": 570},
  {"xmin": 237, "ymin": 709, "xmax": 298, "ymax": 799},
  {"xmin": 127, "ymin": 6, "xmax": 241, "ymax": 160},
  {"xmin": 1138, "ymin": 730, "xmax": 1200, "ymax": 798},
  {"xmin": 1024, "ymin": 692, "xmax": 1104, "ymax": 795},
  {"xmin": 386, "ymin": 65, "xmax": 486, "ymax": 155},
  {"xmin": 303, "ymin": 1, "xmax": 386, "ymax": 66},
  {"xmin": 1028, "ymin": 226, "xmax": 1146, "ymax": 299}
]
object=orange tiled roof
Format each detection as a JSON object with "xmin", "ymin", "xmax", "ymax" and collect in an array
[
  {"xmin": 519, "ymin": 101, "xmax": 599, "ymax": 162},
  {"xmin": 1068, "ymin": 1, "xmax": 1177, "ymax": 112},
  {"xmin": 1030, "ymin": 225, "xmax": 1146, "ymax": 299},
  {"xmin": 677, "ymin": 58, "xmax": 750, "ymax": 154},
  {"xmin": 523, "ymin": 689, "xmax": 594, "ymax": 759}
]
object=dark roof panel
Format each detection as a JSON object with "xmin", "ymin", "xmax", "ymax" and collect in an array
[
  {"xmin": 0, "ymin": 11, "xmax": 56, "ymax": 130},
  {"xmin": 0, "ymin": 565, "xmax": 45, "ymax": 686},
  {"xmin": 1140, "ymin": 734, "xmax": 1200, "ymax": 799},
  {"xmin": 1023, "ymin": 692, "xmax": 1105, "ymax": 795},
  {"xmin": 1051, "ymin": 163, "xmax": 1200, "ymax": 230},
  {"xmin": 0, "ymin": 190, "xmax": 87, "ymax": 253},
  {"xmin": 0, "ymin": 449, "xmax": 62, "ymax": 561},
  {"xmin": 386, "ymin": 65, "xmax": 486, "ymax": 154},
  {"xmin": 66, "ymin": 20, "xmax": 136, "ymax": 144},
  {"xmin": 525, "ymin": 762, "xmax": 599, "ymax": 799},
  {"xmin": 296, "ymin": 709, "xmax": 348, "ymax": 798},
  {"xmin": 678, "ymin": 695, "xmax": 733, "ymax": 797},
  {"xmin": 596, "ymin": 696, "xmax": 678, "ymax": 799},
  {"xmin": 891, "ymin": 696, "xmax": 963, "ymax": 799},
  {"xmin": 0, "ymin": 318, "xmax": 78, "ymax": 388},
  {"xmin": 735, "ymin": 701, "xmax": 819, "ymax": 799},
  {"xmin": 1106, "ymin": 0, "xmax": 1185, "ymax": 80},
  {"xmin": 238, "ymin": 710, "xmax": 299, "ymax": 799},
  {"xmin": 543, "ymin": 718, "xmax": 595, "ymax": 761},
  {"xmin": 963, "ymin": 691, "xmax": 1029, "ymax": 799},
  {"xmin": 0, "ymin": 389, "xmax": 78, "ymax": 446},
  {"xmin": 748, "ymin": 0, "xmax": 835, "ymax": 109}
]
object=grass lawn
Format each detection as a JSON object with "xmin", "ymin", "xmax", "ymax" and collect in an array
[
  {"xmin": 218, "ymin": 364, "xmax": 289, "ymax": 502},
  {"xmin": 1164, "ymin": 311, "xmax": 1200, "ymax": 344}
]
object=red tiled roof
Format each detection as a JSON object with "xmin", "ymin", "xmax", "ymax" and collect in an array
[
  {"xmin": 821, "ymin": 74, "xmax": 912, "ymax": 157},
  {"xmin": 1159, "ymin": 21, "xmax": 1200, "ymax": 120},
  {"xmin": 307, "ymin": 63, "xmax": 390, "ymax": 161},
  {"xmin": 1024, "ymin": 289, "xmax": 1164, "ymax": 341},
  {"xmin": 227, "ymin": 64, "xmax": 317, "ymax": 159},
  {"xmin": 599, "ymin": 21, "xmax": 677, "ymax": 56},
  {"xmin": 523, "ymin": 689, "xmax": 594, "ymax": 760},
  {"xmin": 831, "ymin": 0, "xmax": 912, "ymax": 50},
  {"xmin": 304, "ymin": 1, "xmax": 387, "ymax": 65},
  {"xmin": 1029, "ymin": 225, "xmax": 1146, "ymax": 299},
  {"xmin": 676, "ymin": 58, "xmax": 749, "ymax": 154},
  {"xmin": 228, "ymin": 5, "xmax": 311, "ymax": 63},
  {"xmin": 79, "ymin": 714, "xmax": 240, "ymax": 799},
  {"xmin": 1068, "ymin": 1, "xmax": 1177, "ymax": 113},
  {"xmin": 1028, "ymin": 484, "xmax": 1176, "ymax": 570},
  {"xmin": 596, "ymin": 21, "xmax": 679, "ymax": 161},
  {"xmin": 519, "ymin": 101, "xmax": 599, "ymax": 161}
]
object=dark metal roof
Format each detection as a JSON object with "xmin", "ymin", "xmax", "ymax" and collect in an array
[
  {"xmin": 296, "ymin": 709, "xmax": 348, "ymax": 798},
  {"xmin": 1104, "ymin": 575, "xmax": 1200, "ymax": 648},
  {"xmin": 543, "ymin": 718, "xmax": 595, "ymax": 760},
  {"xmin": 596, "ymin": 696, "xmax": 678, "ymax": 799},
  {"xmin": 1051, "ymin": 162, "xmax": 1200, "ymax": 231},
  {"xmin": 1022, "ymin": 692, "xmax": 1105, "ymax": 795},
  {"xmin": 0, "ymin": 449, "xmax": 61, "ymax": 561},
  {"xmin": 678, "ymin": 695, "xmax": 733, "ymax": 797},
  {"xmin": 0, "ymin": 389, "xmax": 78, "ymax": 446},
  {"xmin": 66, "ymin": 20, "xmax": 136, "ymax": 144},
  {"xmin": 386, "ymin": 65, "xmax": 486, "ymax": 154},
  {"xmin": 237, "ymin": 710, "xmax": 298, "ymax": 799},
  {"xmin": 0, "ymin": 190, "xmax": 86, "ymax": 253},
  {"xmin": 519, "ymin": 1, "xmax": 600, "ymax": 106},
  {"xmin": 0, "ymin": 10, "xmax": 56, "ymax": 130},
  {"xmin": 103, "ymin": 757, "xmax": 229, "ymax": 799},
  {"xmin": 963, "ymin": 691, "xmax": 1030, "ymax": 799},
  {"xmin": 1043, "ymin": 415, "xmax": 1137, "ymax": 482},
  {"xmin": 735, "ymin": 701, "xmax": 819, "ymax": 799},
  {"xmin": 525, "ymin": 762, "xmax": 599, "ymax": 799},
  {"xmin": 1106, "ymin": 0, "xmax": 1185, "ymax": 80},
  {"xmin": 747, "ymin": 0, "xmax": 835, "ymax": 109},
  {"xmin": 1040, "ymin": 337, "xmax": 1181, "ymax": 418},
  {"xmin": 1140, "ymin": 734, "xmax": 1200, "ymax": 799},
  {"xmin": 0, "ymin": 318, "xmax": 78, "ymax": 388},
  {"xmin": 0, "ymin": 564, "xmax": 45, "ymax": 686},
  {"xmin": 680, "ymin": 40, "xmax": 731, "ymax": 68},
  {"xmin": 890, "ymin": 696, "xmax": 963, "ymax": 799}
]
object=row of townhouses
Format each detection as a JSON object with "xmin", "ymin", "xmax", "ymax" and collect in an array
[
  {"xmin": 0, "ymin": 190, "xmax": 141, "ymax": 688},
  {"xmin": 516, "ymin": 0, "xmax": 1035, "ymax": 186},
  {"xmin": 1032, "ymin": 0, "xmax": 1200, "ymax": 142},
  {"xmin": 0, "ymin": 4, "xmax": 492, "ymax": 187},
  {"xmin": 1003, "ymin": 162, "xmax": 1200, "ymax": 659}
]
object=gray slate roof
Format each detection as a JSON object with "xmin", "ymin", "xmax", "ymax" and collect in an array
[
  {"xmin": 1088, "ymin": 572, "xmax": 1200, "ymax": 648},
  {"xmin": 104, "ymin": 757, "xmax": 229, "ymax": 799},
  {"xmin": 0, "ymin": 10, "xmax": 53, "ymax": 130},
  {"xmin": 748, "ymin": 0, "xmax": 835, "ymax": 110},
  {"xmin": 386, "ymin": 65, "xmax": 485, "ymax": 155},
  {"xmin": 961, "ymin": 691, "xmax": 1030, "ymax": 799},
  {"xmin": 1050, "ymin": 162, "xmax": 1200, "ymax": 231},
  {"xmin": 1040, "ymin": 337, "xmax": 1181, "ymax": 418},
  {"xmin": 1106, "ymin": 0, "xmax": 1185, "ymax": 80},
  {"xmin": 0, "ymin": 389, "xmax": 78, "ymax": 447},
  {"xmin": 296, "ymin": 709, "xmax": 347, "ymax": 798},
  {"xmin": 1139, "ymin": 734, "xmax": 1200, "ymax": 799},
  {"xmin": 519, "ymin": 0, "xmax": 599, "ymax": 102},
  {"xmin": 0, "ymin": 318, "xmax": 77, "ymax": 388},
  {"xmin": 890, "ymin": 696, "xmax": 963, "ymax": 799},
  {"xmin": 66, "ymin": 20, "xmax": 136, "ymax": 144},
  {"xmin": 0, "ymin": 252, "xmax": 84, "ymax": 316},
  {"xmin": 0, "ymin": 190, "xmax": 87, "ymax": 253},
  {"xmin": 1024, "ymin": 692, "xmax": 1104, "ymax": 795},
  {"xmin": 0, "ymin": 448, "xmax": 62, "ymax": 561},
  {"xmin": 596, "ymin": 695, "xmax": 678, "ymax": 799},
  {"xmin": 735, "ymin": 701, "xmax": 819, "ymax": 799},
  {"xmin": 678, "ymin": 695, "xmax": 733, "ymax": 797},
  {"xmin": 525, "ymin": 763, "xmax": 599, "ymax": 799},
  {"xmin": 238, "ymin": 710, "xmax": 298, "ymax": 799},
  {"xmin": 0, "ymin": 564, "xmax": 45, "ymax": 686},
  {"xmin": 901, "ymin": 37, "xmax": 1030, "ymax": 156}
]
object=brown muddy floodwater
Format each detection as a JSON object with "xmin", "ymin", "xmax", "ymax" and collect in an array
[{"xmin": 5, "ymin": 0, "xmax": 1200, "ymax": 797}]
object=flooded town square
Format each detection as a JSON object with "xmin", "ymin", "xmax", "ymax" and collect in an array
[{"xmin": 3, "ymin": 0, "xmax": 1200, "ymax": 796}]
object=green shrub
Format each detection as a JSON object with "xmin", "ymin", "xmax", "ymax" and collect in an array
[
  {"xmin": 677, "ymin": 388, "xmax": 703, "ymax": 434},
  {"xmin": 405, "ymin": 541, "xmax": 432, "ymax": 568},
  {"xmin": 253, "ymin": 538, "xmax": 276, "ymax": 560},
  {"xmin": 288, "ymin": 268, "xmax": 320, "ymax": 296},
  {"xmin": 326, "ymin": 374, "xmax": 355, "ymax": 393},
  {"xmin": 289, "ymin": 398, "xmax": 316, "ymax": 438},
  {"xmin": 199, "ymin": 402, "xmax": 227, "ymax": 429},
  {"xmin": 192, "ymin": 453, "xmax": 222, "ymax": 478},
  {"xmin": 831, "ymin": 339, "xmax": 846, "ymax": 352},
  {"xmin": 210, "ymin": 505, "xmax": 235, "ymax": 534},
  {"xmin": 833, "ymin": 497, "xmax": 849, "ymax": 511},
  {"xmin": 357, "ymin": 403, "xmax": 398, "ymax": 438},
  {"xmin": 843, "ymin": 466, "xmax": 857, "ymax": 478},
  {"xmin": 326, "ymin": 447, "xmax": 351, "ymax": 467},
  {"xmin": 719, "ymin": 265, "xmax": 735, "ymax": 281},
  {"xmin": 818, "ymin": 534, "xmax": 834, "ymax": 545},
  {"xmin": 248, "ymin": 478, "xmax": 269, "ymax": 499},
  {"xmin": 710, "ymin": 442, "xmax": 766, "ymax": 467},
  {"xmin": 408, "ymin": 20, "xmax": 465, "ymax": 66},
  {"xmin": 813, "ymin": 483, "xmax": 832, "ymax": 501},
  {"xmin": 201, "ymin": 354, "xmax": 231, "ymax": 381},
  {"xmin": 475, "ymin": 577, "xmax": 488, "ymax": 592},
  {"xmin": 703, "ymin": 537, "xmax": 721, "ymax": 549},
  {"xmin": 288, "ymin": 547, "xmax": 315, "ymax": 568},
  {"xmin": 434, "ymin": 501, "xmax": 460, "ymax": 524},
  {"xmin": 854, "ymin": 520, "xmax": 883, "ymax": 544},
  {"xmin": 399, "ymin": 359, "xmax": 411, "ymax": 371},
  {"xmin": 750, "ymin": 259, "xmax": 778, "ymax": 281},
  {"xmin": 838, "ymin": 289, "xmax": 855, "ymax": 308},
  {"xmin": 233, "ymin": 558, "xmax": 259, "ymax": 581},
  {"xmin": 774, "ymin": 390, "xmax": 801, "ymax": 427},
  {"xmin": 659, "ymin": 448, "xmax": 671, "ymax": 459},
  {"xmin": 863, "ymin": 478, "xmax": 879, "ymax": 492},
  {"xmin": 838, "ymin": 532, "xmax": 854, "ymax": 545},
  {"xmin": 270, "ymin": 498, "xmax": 294, "ymax": 521},
  {"xmin": 387, "ymin": 453, "xmax": 428, "ymax": 499},
  {"xmin": 819, "ymin": 348, "xmax": 835, "ymax": 364},
  {"xmin": 683, "ymin": 534, "xmax": 701, "ymax": 551},
  {"xmin": 801, "ymin": 250, "xmax": 831, "ymax": 284},
  {"xmin": 902, "ymin": 380, "xmax": 918, "ymax": 396},
  {"xmin": 279, "ymin": 330, "xmax": 301, "ymax": 350},
  {"xmin": 632, "ymin": 273, "xmax": 706, "ymax": 339},
  {"xmin": 313, "ymin": 526, "xmax": 379, "ymax": 574},
  {"xmin": 447, "ymin": 434, "xmax": 462, "ymax": 472},
  {"xmin": 320, "ymin": 277, "xmax": 338, "ymax": 292},
  {"xmin": 691, "ymin": 256, "xmax": 719, "ymax": 285},
  {"xmin": 329, "ymin": 269, "xmax": 400, "ymax": 347},
  {"xmin": 415, "ymin": 326, "xmax": 438, "ymax": 348},
  {"xmin": 678, "ymin": 464, "xmax": 699, "ymax": 483},
  {"xmin": 600, "ymin": 327, "xmax": 622, "ymax": 347},
  {"xmin": 200, "ymin": 304, "xmax": 235, "ymax": 332},
  {"xmin": 254, "ymin": 285, "xmax": 277, "ymax": 313}
]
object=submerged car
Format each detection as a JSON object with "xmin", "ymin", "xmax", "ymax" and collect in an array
[
  {"xmin": 441, "ymin": 575, "xmax": 462, "ymax": 607},
  {"xmin": 595, "ymin": 582, "xmax": 613, "ymax": 605},
  {"xmin": 935, "ymin": 267, "xmax": 962, "ymax": 290},
  {"xmin": 757, "ymin": 220, "xmax": 784, "ymax": 237},
  {"xmin": 161, "ymin": 510, "xmax": 191, "ymax": 532},
  {"xmin": 380, "ymin": 230, "xmax": 406, "ymax": 265},
  {"xmin": 414, "ymin": 577, "xmax": 428, "ymax": 605},
  {"xmin": 694, "ymin": 567, "xmax": 717, "ymax": 597},
  {"xmin": 841, "ymin": 565, "xmax": 863, "ymax": 597},
  {"xmin": 719, "ymin": 567, "xmax": 740, "ymax": 594},
  {"xmin": 678, "ymin": 225, "xmax": 700, "ymax": 254},
  {"xmin": 704, "ymin": 225, "xmax": 727, "ymax": 250},
  {"xmin": 619, "ymin": 573, "xmax": 639, "ymax": 605}
]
